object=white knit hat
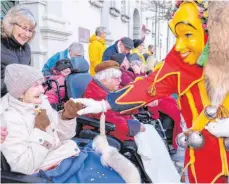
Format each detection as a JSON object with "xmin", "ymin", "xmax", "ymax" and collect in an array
[{"xmin": 4, "ymin": 64, "xmax": 44, "ymax": 98}]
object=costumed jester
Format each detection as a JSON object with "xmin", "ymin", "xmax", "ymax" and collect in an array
[{"xmin": 74, "ymin": 1, "xmax": 229, "ymax": 183}]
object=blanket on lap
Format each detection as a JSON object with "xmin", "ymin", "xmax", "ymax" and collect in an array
[{"xmin": 37, "ymin": 146, "xmax": 125, "ymax": 183}]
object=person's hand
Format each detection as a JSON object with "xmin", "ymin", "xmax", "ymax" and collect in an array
[
  {"xmin": 205, "ymin": 118, "xmax": 229, "ymax": 137},
  {"xmin": 140, "ymin": 123, "xmax": 146, "ymax": 132},
  {"xmin": 34, "ymin": 109, "xmax": 50, "ymax": 131},
  {"xmin": 140, "ymin": 64, "xmax": 147, "ymax": 74},
  {"xmin": 147, "ymin": 100, "xmax": 159, "ymax": 107},
  {"xmin": 1, "ymin": 127, "xmax": 8, "ymax": 143},
  {"xmin": 131, "ymin": 65, "xmax": 141, "ymax": 74},
  {"xmin": 62, "ymin": 99, "xmax": 84, "ymax": 120},
  {"xmin": 72, "ymin": 98, "xmax": 109, "ymax": 115}
]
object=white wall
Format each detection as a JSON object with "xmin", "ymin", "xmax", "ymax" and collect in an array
[
  {"xmin": 48, "ymin": 0, "xmax": 102, "ymax": 61},
  {"xmin": 19, "ymin": 0, "xmax": 150, "ymax": 70},
  {"xmin": 141, "ymin": 7, "xmax": 176, "ymax": 61},
  {"xmin": 109, "ymin": 15, "xmax": 129, "ymax": 42}
]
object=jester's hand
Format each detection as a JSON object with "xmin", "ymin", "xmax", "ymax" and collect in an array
[
  {"xmin": 205, "ymin": 118, "xmax": 229, "ymax": 138},
  {"xmin": 72, "ymin": 98, "xmax": 110, "ymax": 115}
]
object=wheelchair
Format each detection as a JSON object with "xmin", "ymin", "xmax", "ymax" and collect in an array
[
  {"xmin": 1, "ymin": 138, "xmax": 92, "ymax": 183},
  {"xmin": 16, "ymin": 57, "xmax": 175, "ymax": 183},
  {"xmin": 134, "ymin": 108, "xmax": 176, "ymax": 155},
  {"xmin": 42, "ymin": 56, "xmax": 92, "ymax": 111},
  {"xmin": 64, "ymin": 60, "xmax": 178, "ymax": 183}
]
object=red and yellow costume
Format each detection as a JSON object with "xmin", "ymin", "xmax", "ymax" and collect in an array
[{"xmin": 107, "ymin": 1, "xmax": 229, "ymax": 183}]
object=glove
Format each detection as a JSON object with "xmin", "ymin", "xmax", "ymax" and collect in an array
[
  {"xmin": 205, "ymin": 118, "xmax": 229, "ymax": 137},
  {"xmin": 34, "ymin": 109, "xmax": 50, "ymax": 131},
  {"xmin": 62, "ymin": 99, "xmax": 84, "ymax": 120},
  {"xmin": 72, "ymin": 98, "xmax": 108, "ymax": 115},
  {"xmin": 131, "ymin": 65, "xmax": 141, "ymax": 74}
]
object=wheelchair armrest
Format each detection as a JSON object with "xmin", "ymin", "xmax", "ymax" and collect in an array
[
  {"xmin": 1, "ymin": 171, "xmax": 51, "ymax": 183},
  {"xmin": 77, "ymin": 116, "xmax": 116, "ymax": 132},
  {"xmin": 134, "ymin": 111, "xmax": 151, "ymax": 123}
]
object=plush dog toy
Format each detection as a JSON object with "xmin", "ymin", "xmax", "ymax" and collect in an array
[{"xmin": 92, "ymin": 135, "xmax": 141, "ymax": 184}]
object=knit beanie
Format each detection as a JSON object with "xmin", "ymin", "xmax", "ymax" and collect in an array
[
  {"xmin": 4, "ymin": 64, "xmax": 44, "ymax": 98},
  {"xmin": 110, "ymin": 53, "xmax": 126, "ymax": 65},
  {"xmin": 133, "ymin": 39, "xmax": 144, "ymax": 48}
]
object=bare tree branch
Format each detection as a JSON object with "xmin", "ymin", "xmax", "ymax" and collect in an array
[{"xmin": 142, "ymin": 0, "xmax": 173, "ymax": 20}]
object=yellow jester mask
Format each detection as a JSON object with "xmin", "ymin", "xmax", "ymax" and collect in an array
[{"xmin": 169, "ymin": 2, "xmax": 205, "ymax": 65}]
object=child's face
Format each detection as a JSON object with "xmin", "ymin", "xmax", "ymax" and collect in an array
[
  {"xmin": 21, "ymin": 79, "xmax": 44, "ymax": 104},
  {"xmin": 60, "ymin": 68, "xmax": 71, "ymax": 76}
]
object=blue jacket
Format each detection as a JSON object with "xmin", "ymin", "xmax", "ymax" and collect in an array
[
  {"xmin": 102, "ymin": 41, "xmax": 130, "ymax": 62},
  {"xmin": 42, "ymin": 49, "xmax": 69, "ymax": 76},
  {"xmin": 102, "ymin": 41, "xmax": 119, "ymax": 61}
]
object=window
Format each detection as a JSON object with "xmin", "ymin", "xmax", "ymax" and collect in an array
[
  {"xmin": 110, "ymin": 0, "xmax": 116, "ymax": 8},
  {"xmin": 89, "ymin": 0, "xmax": 104, "ymax": 8},
  {"xmin": 121, "ymin": 0, "xmax": 126, "ymax": 15},
  {"xmin": 1, "ymin": 1, "xmax": 19, "ymax": 17}
]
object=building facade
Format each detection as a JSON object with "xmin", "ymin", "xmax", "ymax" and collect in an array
[{"xmin": 1, "ymin": 0, "xmax": 175, "ymax": 70}]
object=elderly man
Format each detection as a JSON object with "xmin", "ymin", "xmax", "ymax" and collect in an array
[
  {"xmin": 88, "ymin": 26, "xmax": 107, "ymax": 76},
  {"xmin": 102, "ymin": 37, "xmax": 134, "ymax": 61},
  {"xmin": 42, "ymin": 42, "xmax": 85, "ymax": 76},
  {"xmin": 83, "ymin": 60, "xmax": 180, "ymax": 183}
]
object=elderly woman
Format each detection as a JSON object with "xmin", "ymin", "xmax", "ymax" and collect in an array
[
  {"xmin": 0, "ymin": 64, "xmax": 125, "ymax": 183},
  {"xmin": 83, "ymin": 60, "xmax": 145, "ymax": 141},
  {"xmin": 83, "ymin": 61, "xmax": 180, "ymax": 183},
  {"xmin": 1, "ymin": 5, "xmax": 36, "ymax": 97}
]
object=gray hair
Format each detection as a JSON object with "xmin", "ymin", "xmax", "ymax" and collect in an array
[
  {"xmin": 146, "ymin": 55, "xmax": 158, "ymax": 71},
  {"xmin": 148, "ymin": 45, "xmax": 154, "ymax": 50},
  {"xmin": 2, "ymin": 5, "xmax": 37, "ymax": 38},
  {"xmin": 69, "ymin": 42, "xmax": 85, "ymax": 56},
  {"xmin": 95, "ymin": 26, "xmax": 107, "ymax": 36},
  {"xmin": 94, "ymin": 68, "xmax": 122, "ymax": 81}
]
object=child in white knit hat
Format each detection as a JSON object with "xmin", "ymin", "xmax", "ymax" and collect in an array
[{"xmin": 0, "ymin": 64, "xmax": 130, "ymax": 183}]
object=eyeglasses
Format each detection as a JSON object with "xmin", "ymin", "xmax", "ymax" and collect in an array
[{"xmin": 15, "ymin": 23, "xmax": 36, "ymax": 34}]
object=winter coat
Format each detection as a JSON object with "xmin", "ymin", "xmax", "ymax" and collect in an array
[
  {"xmin": 1, "ymin": 37, "xmax": 31, "ymax": 97},
  {"xmin": 83, "ymin": 80, "xmax": 140, "ymax": 141},
  {"xmin": 102, "ymin": 41, "xmax": 130, "ymax": 61},
  {"xmin": 42, "ymin": 49, "xmax": 69, "ymax": 76},
  {"xmin": 44, "ymin": 74, "xmax": 66, "ymax": 105},
  {"xmin": 1, "ymin": 94, "xmax": 79, "ymax": 175},
  {"xmin": 102, "ymin": 41, "xmax": 119, "ymax": 61},
  {"xmin": 131, "ymin": 48, "xmax": 146, "ymax": 65},
  {"xmin": 88, "ymin": 35, "xmax": 106, "ymax": 76}
]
